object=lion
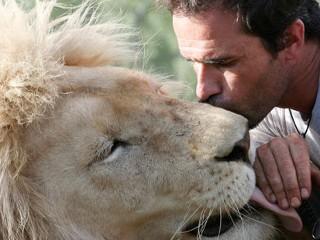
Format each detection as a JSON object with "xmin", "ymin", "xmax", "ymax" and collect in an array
[{"xmin": 0, "ymin": 1, "xmax": 304, "ymax": 240}]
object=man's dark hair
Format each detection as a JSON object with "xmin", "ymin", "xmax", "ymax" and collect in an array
[{"xmin": 158, "ymin": 0, "xmax": 320, "ymax": 53}]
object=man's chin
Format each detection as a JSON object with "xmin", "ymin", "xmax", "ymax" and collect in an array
[
  {"xmin": 218, "ymin": 107, "xmax": 265, "ymax": 129},
  {"xmin": 242, "ymin": 113, "xmax": 266, "ymax": 129},
  {"xmin": 202, "ymin": 97, "xmax": 268, "ymax": 128},
  {"xmin": 215, "ymin": 105, "xmax": 263, "ymax": 128}
]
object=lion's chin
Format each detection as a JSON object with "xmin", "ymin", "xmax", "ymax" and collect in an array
[{"xmin": 183, "ymin": 205, "xmax": 251, "ymax": 238}]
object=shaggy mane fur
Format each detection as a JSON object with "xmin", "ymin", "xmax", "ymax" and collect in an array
[{"xmin": 0, "ymin": 1, "xmax": 137, "ymax": 239}]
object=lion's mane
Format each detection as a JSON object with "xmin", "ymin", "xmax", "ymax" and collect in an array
[{"xmin": 0, "ymin": 1, "xmax": 137, "ymax": 239}]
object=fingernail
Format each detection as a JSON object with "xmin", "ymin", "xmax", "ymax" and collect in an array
[
  {"xmin": 301, "ymin": 188, "xmax": 309, "ymax": 199},
  {"xmin": 290, "ymin": 197, "xmax": 301, "ymax": 208},
  {"xmin": 281, "ymin": 199, "xmax": 289, "ymax": 209},
  {"xmin": 270, "ymin": 194, "xmax": 276, "ymax": 203}
]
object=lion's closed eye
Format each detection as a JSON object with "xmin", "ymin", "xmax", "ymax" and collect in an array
[
  {"xmin": 109, "ymin": 139, "xmax": 129, "ymax": 155},
  {"xmin": 93, "ymin": 138, "xmax": 129, "ymax": 164}
]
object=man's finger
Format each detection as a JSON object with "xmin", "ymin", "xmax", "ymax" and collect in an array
[
  {"xmin": 270, "ymin": 136, "xmax": 301, "ymax": 208},
  {"xmin": 257, "ymin": 144, "xmax": 288, "ymax": 209},
  {"xmin": 254, "ymin": 157, "xmax": 276, "ymax": 203},
  {"xmin": 288, "ymin": 133, "xmax": 311, "ymax": 200}
]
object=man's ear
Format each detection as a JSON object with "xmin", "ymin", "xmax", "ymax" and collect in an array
[{"xmin": 278, "ymin": 19, "xmax": 305, "ymax": 63}]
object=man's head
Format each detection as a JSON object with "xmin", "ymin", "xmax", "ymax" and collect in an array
[
  {"xmin": 159, "ymin": 0, "xmax": 320, "ymax": 127},
  {"xmin": 160, "ymin": 0, "xmax": 320, "ymax": 53}
]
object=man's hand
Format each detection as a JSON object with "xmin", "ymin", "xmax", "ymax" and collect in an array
[{"xmin": 253, "ymin": 133, "xmax": 312, "ymax": 209}]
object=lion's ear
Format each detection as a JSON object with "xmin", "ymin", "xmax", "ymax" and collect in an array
[
  {"xmin": 47, "ymin": 2, "xmax": 140, "ymax": 68},
  {"xmin": 0, "ymin": 0, "xmax": 139, "ymax": 129},
  {"xmin": 49, "ymin": 21, "xmax": 139, "ymax": 68}
]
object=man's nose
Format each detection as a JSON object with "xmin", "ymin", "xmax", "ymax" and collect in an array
[{"xmin": 195, "ymin": 63, "xmax": 222, "ymax": 102}]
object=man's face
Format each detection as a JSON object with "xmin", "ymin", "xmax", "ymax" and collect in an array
[{"xmin": 173, "ymin": 9, "xmax": 290, "ymax": 127}]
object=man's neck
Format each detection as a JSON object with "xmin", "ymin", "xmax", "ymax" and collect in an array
[{"xmin": 278, "ymin": 41, "xmax": 320, "ymax": 116}]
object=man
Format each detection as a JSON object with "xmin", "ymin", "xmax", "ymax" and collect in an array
[{"xmin": 158, "ymin": 0, "xmax": 320, "ymax": 234}]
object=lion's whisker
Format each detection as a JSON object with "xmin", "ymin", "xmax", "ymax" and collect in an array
[
  {"xmin": 217, "ymin": 206, "xmax": 222, "ymax": 240},
  {"xmin": 240, "ymin": 213, "xmax": 280, "ymax": 232},
  {"xmin": 228, "ymin": 197, "xmax": 246, "ymax": 238},
  {"xmin": 246, "ymin": 203, "xmax": 272, "ymax": 220},
  {"xmin": 171, "ymin": 205, "xmax": 201, "ymax": 239},
  {"xmin": 200, "ymin": 209, "xmax": 212, "ymax": 237},
  {"xmin": 197, "ymin": 208, "xmax": 206, "ymax": 239}
]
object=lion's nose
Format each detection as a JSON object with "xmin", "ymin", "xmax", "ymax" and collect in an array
[{"xmin": 216, "ymin": 132, "xmax": 250, "ymax": 163}]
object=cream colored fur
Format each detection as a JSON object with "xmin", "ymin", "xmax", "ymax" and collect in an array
[{"xmin": 0, "ymin": 1, "xmax": 280, "ymax": 240}]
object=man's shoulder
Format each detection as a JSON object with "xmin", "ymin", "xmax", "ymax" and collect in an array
[
  {"xmin": 257, "ymin": 107, "xmax": 288, "ymax": 129},
  {"xmin": 249, "ymin": 108, "xmax": 294, "ymax": 161},
  {"xmin": 264, "ymin": 107, "xmax": 287, "ymax": 121},
  {"xmin": 251, "ymin": 107, "xmax": 296, "ymax": 139}
]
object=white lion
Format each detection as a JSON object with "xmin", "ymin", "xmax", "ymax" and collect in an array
[{"xmin": 0, "ymin": 1, "xmax": 299, "ymax": 240}]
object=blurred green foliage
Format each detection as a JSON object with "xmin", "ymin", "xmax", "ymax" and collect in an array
[
  {"xmin": 107, "ymin": 0, "xmax": 196, "ymax": 97},
  {"xmin": 18, "ymin": 0, "xmax": 197, "ymax": 99}
]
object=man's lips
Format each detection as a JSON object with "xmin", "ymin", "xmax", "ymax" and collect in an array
[{"xmin": 250, "ymin": 188, "xmax": 303, "ymax": 232}]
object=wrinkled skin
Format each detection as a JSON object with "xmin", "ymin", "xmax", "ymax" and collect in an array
[{"xmin": 19, "ymin": 66, "xmax": 280, "ymax": 240}]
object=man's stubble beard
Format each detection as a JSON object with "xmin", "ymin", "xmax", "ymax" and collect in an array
[
  {"xmin": 204, "ymin": 95, "xmax": 270, "ymax": 128},
  {"xmin": 204, "ymin": 58, "xmax": 289, "ymax": 128}
]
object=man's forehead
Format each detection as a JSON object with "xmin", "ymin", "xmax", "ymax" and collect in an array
[
  {"xmin": 176, "ymin": 39, "xmax": 219, "ymax": 58},
  {"xmin": 177, "ymin": 38, "xmax": 217, "ymax": 48},
  {"xmin": 176, "ymin": 36, "xmax": 241, "ymax": 61},
  {"xmin": 173, "ymin": 13, "xmax": 262, "ymax": 62},
  {"xmin": 172, "ymin": 11, "xmax": 244, "ymax": 54}
]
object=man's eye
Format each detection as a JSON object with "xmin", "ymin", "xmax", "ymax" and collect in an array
[
  {"xmin": 185, "ymin": 58, "xmax": 237, "ymax": 68},
  {"xmin": 206, "ymin": 60, "xmax": 237, "ymax": 68}
]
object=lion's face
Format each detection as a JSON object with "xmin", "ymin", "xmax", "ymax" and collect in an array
[{"xmin": 22, "ymin": 66, "xmax": 276, "ymax": 240}]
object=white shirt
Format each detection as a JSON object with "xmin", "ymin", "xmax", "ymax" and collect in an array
[{"xmin": 249, "ymin": 84, "xmax": 320, "ymax": 167}]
